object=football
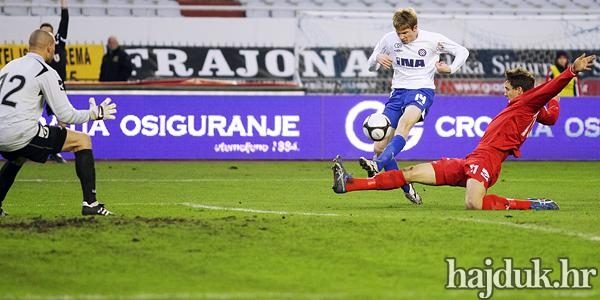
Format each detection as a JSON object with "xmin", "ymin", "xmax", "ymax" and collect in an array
[{"xmin": 362, "ymin": 113, "xmax": 390, "ymax": 141}]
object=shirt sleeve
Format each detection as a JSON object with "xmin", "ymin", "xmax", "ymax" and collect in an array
[
  {"xmin": 367, "ymin": 35, "xmax": 390, "ymax": 72},
  {"xmin": 536, "ymin": 98, "xmax": 560, "ymax": 125},
  {"xmin": 38, "ymin": 70, "xmax": 91, "ymax": 124},
  {"xmin": 57, "ymin": 8, "xmax": 69, "ymax": 42},
  {"xmin": 519, "ymin": 67, "xmax": 576, "ymax": 113},
  {"xmin": 435, "ymin": 33, "xmax": 469, "ymax": 74}
]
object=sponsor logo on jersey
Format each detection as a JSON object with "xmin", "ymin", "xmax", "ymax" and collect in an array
[
  {"xmin": 393, "ymin": 43, "xmax": 403, "ymax": 52},
  {"xmin": 396, "ymin": 57, "xmax": 425, "ymax": 68}
]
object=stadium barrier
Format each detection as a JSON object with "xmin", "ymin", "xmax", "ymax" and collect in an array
[
  {"xmin": 2, "ymin": 44, "xmax": 599, "ymax": 95},
  {"xmin": 43, "ymin": 91, "xmax": 600, "ymax": 161}
]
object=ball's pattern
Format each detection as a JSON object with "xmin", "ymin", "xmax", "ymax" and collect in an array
[{"xmin": 363, "ymin": 113, "xmax": 390, "ymax": 142}]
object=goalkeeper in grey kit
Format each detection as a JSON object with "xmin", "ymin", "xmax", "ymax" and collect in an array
[{"xmin": 0, "ymin": 30, "xmax": 117, "ymax": 216}]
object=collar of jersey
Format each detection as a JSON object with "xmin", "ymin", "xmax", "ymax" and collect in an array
[{"xmin": 26, "ymin": 52, "xmax": 45, "ymax": 61}]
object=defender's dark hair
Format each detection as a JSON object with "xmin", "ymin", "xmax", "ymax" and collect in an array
[
  {"xmin": 40, "ymin": 23, "xmax": 54, "ymax": 32},
  {"xmin": 505, "ymin": 67, "xmax": 535, "ymax": 92}
]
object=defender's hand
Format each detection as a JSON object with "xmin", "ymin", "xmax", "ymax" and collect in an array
[
  {"xmin": 89, "ymin": 98, "xmax": 117, "ymax": 120},
  {"xmin": 572, "ymin": 53, "xmax": 596, "ymax": 73},
  {"xmin": 436, "ymin": 61, "xmax": 451, "ymax": 74},
  {"xmin": 377, "ymin": 54, "xmax": 393, "ymax": 69}
]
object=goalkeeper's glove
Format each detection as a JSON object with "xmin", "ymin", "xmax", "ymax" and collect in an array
[{"xmin": 89, "ymin": 97, "xmax": 117, "ymax": 120}]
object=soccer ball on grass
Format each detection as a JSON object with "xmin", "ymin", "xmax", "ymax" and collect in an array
[{"xmin": 362, "ymin": 113, "xmax": 391, "ymax": 142}]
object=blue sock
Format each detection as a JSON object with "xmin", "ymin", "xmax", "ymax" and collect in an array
[
  {"xmin": 380, "ymin": 152, "xmax": 410, "ymax": 193},
  {"xmin": 400, "ymin": 183, "xmax": 411, "ymax": 193},
  {"xmin": 376, "ymin": 135, "xmax": 406, "ymax": 171},
  {"xmin": 383, "ymin": 160, "xmax": 398, "ymax": 171}
]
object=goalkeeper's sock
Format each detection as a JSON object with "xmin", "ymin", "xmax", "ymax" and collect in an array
[
  {"xmin": 482, "ymin": 194, "xmax": 532, "ymax": 210},
  {"xmin": 347, "ymin": 170, "xmax": 407, "ymax": 192},
  {"xmin": 376, "ymin": 136, "xmax": 406, "ymax": 171},
  {"xmin": 75, "ymin": 149, "xmax": 97, "ymax": 205},
  {"xmin": 0, "ymin": 161, "xmax": 23, "ymax": 203}
]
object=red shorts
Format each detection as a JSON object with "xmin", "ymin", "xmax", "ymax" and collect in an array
[{"xmin": 431, "ymin": 150, "xmax": 503, "ymax": 189}]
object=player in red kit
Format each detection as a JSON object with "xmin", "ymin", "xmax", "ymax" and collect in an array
[{"xmin": 331, "ymin": 53, "xmax": 596, "ymax": 210}]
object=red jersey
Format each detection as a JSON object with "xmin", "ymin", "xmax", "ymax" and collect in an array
[{"xmin": 473, "ymin": 68, "xmax": 574, "ymax": 160}]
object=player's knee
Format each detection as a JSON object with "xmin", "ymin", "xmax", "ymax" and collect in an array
[
  {"xmin": 81, "ymin": 133, "xmax": 92, "ymax": 149},
  {"xmin": 464, "ymin": 197, "xmax": 478, "ymax": 210},
  {"xmin": 396, "ymin": 123, "xmax": 411, "ymax": 137},
  {"xmin": 401, "ymin": 166, "xmax": 414, "ymax": 181},
  {"xmin": 374, "ymin": 143, "xmax": 385, "ymax": 154}
]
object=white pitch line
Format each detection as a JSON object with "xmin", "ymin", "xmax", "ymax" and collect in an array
[
  {"xmin": 180, "ymin": 202, "xmax": 340, "ymax": 217},
  {"xmin": 448, "ymin": 217, "xmax": 600, "ymax": 242},
  {"xmin": 16, "ymin": 178, "xmax": 325, "ymax": 183}
]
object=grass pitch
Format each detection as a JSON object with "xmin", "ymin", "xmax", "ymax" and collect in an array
[{"xmin": 0, "ymin": 160, "xmax": 599, "ymax": 300}]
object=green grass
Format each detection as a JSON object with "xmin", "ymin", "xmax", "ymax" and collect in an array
[{"xmin": 0, "ymin": 160, "xmax": 599, "ymax": 300}]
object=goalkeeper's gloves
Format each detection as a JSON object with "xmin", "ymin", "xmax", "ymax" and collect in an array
[{"xmin": 89, "ymin": 97, "xmax": 117, "ymax": 120}]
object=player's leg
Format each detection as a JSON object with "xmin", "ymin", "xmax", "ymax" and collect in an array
[
  {"xmin": 463, "ymin": 162, "xmax": 559, "ymax": 210},
  {"xmin": 382, "ymin": 105, "xmax": 428, "ymax": 199},
  {"xmin": 359, "ymin": 130, "xmax": 394, "ymax": 177},
  {"xmin": 333, "ymin": 160, "xmax": 436, "ymax": 193},
  {"xmin": 375, "ymin": 89, "xmax": 433, "ymax": 200},
  {"xmin": 375, "ymin": 88, "xmax": 434, "ymax": 172},
  {"xmin": 44, "ymin": 103, "xmax": 67, "ymax": 164},
  {"xmin": 50, "ymin": 153, "xmax": 67, "ymax": 163},
  {"xmin": 375, "ymin": 105, "xmax": 422, "ymax": 171},
  {"xmin": 359, "ymin": 89, "xmax": 405, "ymax": 176},
  {"xmin": 466, "ymin": 179, "xmax": 554, "ymax": 210},
  {"xmin": 481, "ymin": 194, "xmax": 559, "ymax": 210},
  {"xmin": 0, "ymin": 157, "xmax": 27, "ymax": 216},
  {"xmin": 465, "ymin": 178, "xmax": 487, "ymax": 209},
  {"xmin": 61, "ymin": 129, "xmax": 111, "ymax": 216}
]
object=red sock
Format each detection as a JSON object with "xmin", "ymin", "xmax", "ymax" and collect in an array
[
  {"xmin": 482, "ymin": 194, "xmax": 532, "ymax": 210},
  {"xmin": 346, "ymin": 170, "xmax": 407, "ymax": 192},
  {"xmin": 507, "ymin": 198, "xmax": 532, "ymax": 210},
  {"xmin": 482, "ymin": 194, "xmax": 509, "ymax": 210}
]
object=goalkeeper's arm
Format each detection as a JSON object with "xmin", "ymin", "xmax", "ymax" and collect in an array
[{"xmin": 40, "ymin": 71, "xmax": 117, "ymax": 123}]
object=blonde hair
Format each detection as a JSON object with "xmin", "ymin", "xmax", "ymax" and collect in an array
[{"xmin": 393, "ymin": 8, "xmax": 418, "ymax": 30}]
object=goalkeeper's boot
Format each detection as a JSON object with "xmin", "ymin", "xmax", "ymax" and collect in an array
[
  {"xmin": 82, "ymin": 201, "xmax": 112, "ymax": 216},
  {"xmin": 50, "ymin": 153, "xmax": 67, "ymax": 164},
  {"xmin": 359, "ymin": 157, "xmax": 379, "ymax": 177},
  {"xmin": 527, "ymin": 198, "xmax": 560, "ymax": 210},
  {"xmin": 402, "ymin": 183, "xmax": 423, "ymax": 205},
  {"xmin": 332, "ymin": 155, "xmax": 352, "ymax": 194}
]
